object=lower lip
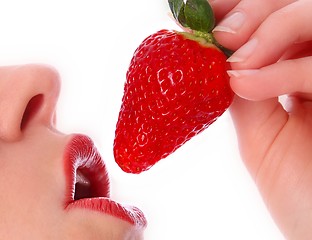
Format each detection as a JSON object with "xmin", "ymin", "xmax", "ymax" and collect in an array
[
  {"xmin": 66, "ymin": 198, "xmax": 147, "ymax": 228},
  {"xmin": 63, "ymin": 134, "xmax": 147, "ymax": 228}
]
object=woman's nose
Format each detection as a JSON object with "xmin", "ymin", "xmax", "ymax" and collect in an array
[{"xmin": 0, "ymin": 64, "xmax": 61, "ymax": 141}]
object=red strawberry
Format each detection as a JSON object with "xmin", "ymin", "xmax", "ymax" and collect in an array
[{"xmin": 114, "ymin": 0, "xmax": 234, "ymax": 173}]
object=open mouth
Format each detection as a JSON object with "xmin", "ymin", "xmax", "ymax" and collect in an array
[{"xmin": 63, "ymin": 134, "xmax": 147, "ymax": 228}]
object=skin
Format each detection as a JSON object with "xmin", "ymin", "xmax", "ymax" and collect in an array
[
  {"xmin": 209, "ymin": 0, "xmax": 312, "ymax": 239},
  {"xmin": 0, "ymin": 64, "xmax": 144, "ymax": 239},
  {"xmin": 3, "ymin": 1, "xmax": 311, "ymax": 237}
]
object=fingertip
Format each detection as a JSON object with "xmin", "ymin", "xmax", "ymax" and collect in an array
[
  {"xmin": 212, "ymin": 10, "xmax": 251, "ymax": 51},
  {"xmin": 229, "ymin": 76, "xmax": 246, "ymax": 100},
  {"xmin": 228, "ymin": 39, "xmax": 259, "ymax": 66},
  {"xmin": 213, "ymin": 31, "xmax": 242, "ymax": 52},
  {"xmin": 227, "ymin": 69, "xmax": 260, "ymax": 78},
  {"xmin": 207, "ymin": 0, "xmax": 240, "ymax": 22},
  {"xmin": 213, "ymin": 11, "xmax": 246, "ymax": 33},
  {"xmin": 228, "ymin": 69, "xmax": 261, "ymax": 101}
]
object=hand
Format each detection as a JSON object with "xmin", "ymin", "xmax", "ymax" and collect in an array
[{"xmin": 210, "ymin": 0, "xmax": 312, "ymax": 239}]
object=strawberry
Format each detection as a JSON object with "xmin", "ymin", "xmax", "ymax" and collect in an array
[{"xmin": 114, "ymin": 0, "xmax": 234, "ymax": 173}]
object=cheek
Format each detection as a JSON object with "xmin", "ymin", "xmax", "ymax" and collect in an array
[
  {"xmin": 0, "ymin": 154, "xmax": 65, "ymax": 237},
  {"xmin": 0, "ymin": 170, "xmax": 64, "ymax": 237}
]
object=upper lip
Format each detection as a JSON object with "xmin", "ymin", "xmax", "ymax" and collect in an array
[{"xmin": 63, "ymin": 134, "xmax": 147, "ymax": 228}]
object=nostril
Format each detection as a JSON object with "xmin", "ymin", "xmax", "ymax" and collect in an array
[{"xmin": 20, "ymin": 94, "xmax": 44, "ymax": 130}]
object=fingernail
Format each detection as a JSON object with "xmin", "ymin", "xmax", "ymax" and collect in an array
[
  {"xmin": 213, "ymin": 12, "xmax": 245, "ymax": 34},
  {"xmin": 227, "ymin": 69, "xmax": 259, "ymax": 78},
  {"xmin": 227, "ymin": 38, "xmax": 258, "ymax": 63}
]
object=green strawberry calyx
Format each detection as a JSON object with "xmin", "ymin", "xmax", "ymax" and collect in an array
[{"xmin": 168, "ymin": 0, "xmax": 233, "ymax": 57}]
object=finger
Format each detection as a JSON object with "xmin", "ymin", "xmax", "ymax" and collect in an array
[
  {"xmin": 228, "ymin": 0, "xmax": 312, "ymax": 69},
  {"xmin": 228, "ymin": 56, "xmax": 312, "ymax": 101},
  {"xmin": 281, "ymin": 41, "xmax": 312, "ymax": 60},
  {"xmin": 207, "ymin": 0, "xmax": 240, "ymax": 22},
  {"xmin": 229, "ymin": 96, "xmax": 288, "ymax": 179},
  {"xmin": 213, "ymin": 0, "xmax": 296, "ymax": 51}
]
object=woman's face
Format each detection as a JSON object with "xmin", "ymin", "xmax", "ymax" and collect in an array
[{"xmin": 0, "ymin": 64, "xmax": 146, "ymax": 239}]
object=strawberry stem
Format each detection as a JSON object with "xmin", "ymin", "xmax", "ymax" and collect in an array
[
  {"xmin": 181, "ymin": 31, "xmax": 234, "ymax": 57},
  {"xmin": 169, "ymin": 0, "xmax": 215, "ymax": 33},
  {"xmin": 209, "ymin": 34, "xmax": 234, "ymax": 58},
  {"xmin": 169, "ymin": 0, "xmax": 233, "ymax": 57}
]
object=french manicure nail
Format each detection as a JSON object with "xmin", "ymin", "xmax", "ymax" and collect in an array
[
  {"xmin": 213, "ymin": 12, "xmax": 245, "ymax": 34},
  {"xmin": 227, "ymin": 69, "xmax": 260, "ymax": 78},
  {"xmin": 227, "ymin": 38, "xmax": 258, "ymax": 63}
]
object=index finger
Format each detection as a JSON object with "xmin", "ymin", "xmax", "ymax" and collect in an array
[{"xmin": 228, "ymin": 0, "xmax": 312, "ymax": 69}]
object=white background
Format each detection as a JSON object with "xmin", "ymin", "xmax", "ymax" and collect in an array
[{"xmin": 0, "ymin": 0, "xmax": 285, "ymax": 239}]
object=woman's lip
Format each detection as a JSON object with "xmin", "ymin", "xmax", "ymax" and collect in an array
[
  {"xmin": 67, "ymin": 198, "xmax": 147, "ymax": 227},
  {"xmin": 63, "ymin": 134, "xmax": 147, "ymax": 228}
]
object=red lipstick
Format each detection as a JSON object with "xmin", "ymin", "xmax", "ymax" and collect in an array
[{"xmin": 63, "ymin": 134, "xmax": 147, "ymax": 228}]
